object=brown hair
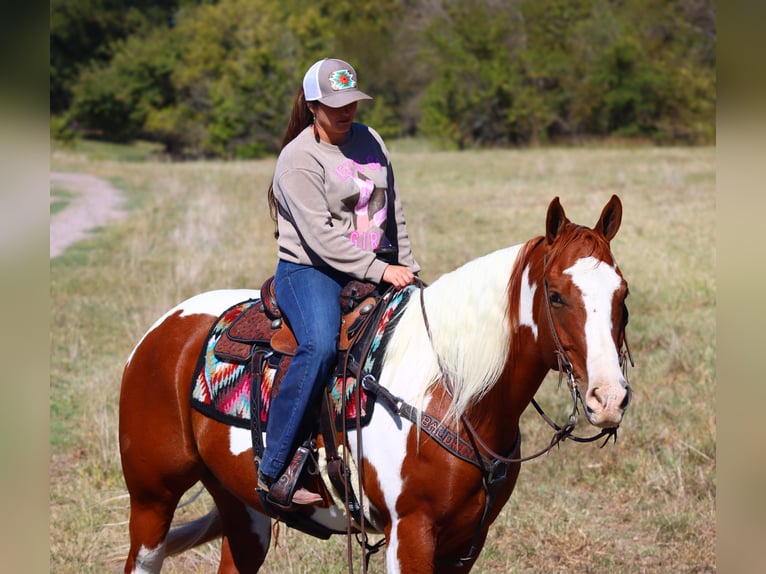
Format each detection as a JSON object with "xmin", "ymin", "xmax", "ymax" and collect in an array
[{"xmin": 267, "ymin": 87, "xmax": 315, "ymax": 238}]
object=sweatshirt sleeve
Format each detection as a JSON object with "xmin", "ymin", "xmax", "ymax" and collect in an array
[
  {"xmin": 276, "ymin": 167, "xmax": 389, "ymax": 282},
  {"xmin": 387, "ymin": 161, "xmax": 420, "ymax": 273},
  {"xmin": 370, "ymin": 128, "xmax": 420, "ymax": 273}
]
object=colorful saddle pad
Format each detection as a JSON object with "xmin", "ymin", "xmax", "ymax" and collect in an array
[{"xmin": 190, "ymin": 286, "xmax": 415, "ymax": 430}]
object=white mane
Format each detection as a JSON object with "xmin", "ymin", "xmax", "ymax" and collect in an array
[{"xmin": 382, "ymin": 244, "xmax": 524, "ymax": 420}]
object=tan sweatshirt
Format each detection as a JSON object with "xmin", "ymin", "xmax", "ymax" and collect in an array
[{"xmin": 272, "ymin": 123, "xmax": 420, "ymax": 282}]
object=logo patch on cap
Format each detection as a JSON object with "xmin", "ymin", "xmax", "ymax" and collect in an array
[{"xmin": 329, "ymin": 69, "xmax": 357, "ymax": 91}]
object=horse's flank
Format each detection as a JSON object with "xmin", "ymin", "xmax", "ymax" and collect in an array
[{"xmin": 382, "ymin": 244, "xmax": 524, "ymax": 421}]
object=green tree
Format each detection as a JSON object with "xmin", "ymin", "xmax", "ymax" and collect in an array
[
  {"xmin": 70, "ymin": 30, "xmax": 178, "ymax": 142},
  {"xmin": 152, "ymin": 0, "xmax": 318, "ymax": 157},
  {"xmin": 56, "ymin": 0, "xmax": 715, "ymax": 153},
  {"xmin": 50, "ymin": 0, "xmax": 199, "ymax": 114},
  {"xmin": 125, "ymin": 0, "xmax": 405, "ymax": 156},
  {"xmin": 419, "ymin": 0, "xmax": 521, "ymax": 148},
  {"xmin": 572, "ymin": 0, "xmax": 715, "ymax": 142}
]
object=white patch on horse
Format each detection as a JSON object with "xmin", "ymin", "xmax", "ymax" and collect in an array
[
  {"xmin": 307, "ymin": 504, "xmax": 353, "ymax": 533},
  {"xmin": 229, "ymin": 426, "xmax": 250, "ymax": 456},
  {"xmin": 132, "ymin": 543, "xmax": 165, "ymax": 573},
  {"xmin": 384, "ymin": 245, "xmax": 521, "ymax": 419},
  {"xmin": 353, "ymin": 368, "xmax": 423, "ymax": 572},
  {"xmin": 386, "ymin": 520, "xmax": 403, "ymax": 574},
  {"xmin": 177, "ymin": 289, "xmax": 261, "ymax": 318},
  {"xmin": 358, "ymin": 410, "xmax": 408, "ymax": 572},
  {"xmin": 126, "ymin": 289, "xmax": 260, "ymax": 366},
  {"xmin": 228, "ymin": 426, "xmax": 268, "ymax": 456},
  {"xmin": 519, "ymin": 264, "xmax": 539, "ymax": 339},
  {"xmin": 565, "ymin": 256, "xmax": 623, "ymax": 387}
]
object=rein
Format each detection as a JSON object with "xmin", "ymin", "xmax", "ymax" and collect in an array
[
  {"xmin": 413, "ymin": 268, "xmax": 631, "ymax": 566},
  {"xmin": 353, "ymin": 270, "xmax": 634, "ymax": 569},
  {"xmin": 536, "ymin": 274, "xmax": 619, "ymax": 450},
  {"xmin": 417, "ymin": 280, "xmax": 627, "ymax": 467}
]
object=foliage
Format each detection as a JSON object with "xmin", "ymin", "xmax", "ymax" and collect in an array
[
  {"xmin": 567, "ymin": 0, "xmax": 716, "ymax": 143},
  {"xmin": 69, "ymin": 30, "xmax": 178, "ymax": 142},
  {"xmin": 54, "ymin": 0, "xmax": 716, "ymax": 154},
  {"xmin": 50, "ymin": 0, "xmax": 204, "ymax": 113},
  {"xmin": 418, "ymin": 0, "xmax": 520, "ymax": 148},
  {"xmin": 417, "ymin": 0, "xmax": 715, "ymax": 146},
  {"xmin": 148, "ymin": 0, "xmax": 294, "ymax": 157}
]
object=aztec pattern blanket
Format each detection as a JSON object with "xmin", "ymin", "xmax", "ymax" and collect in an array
[{"xmin": 190, "ymin": 286, "xmax": 415, "ymax": 430}]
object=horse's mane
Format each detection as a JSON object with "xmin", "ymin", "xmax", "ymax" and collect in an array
[{"xmin": 382, "ymin": 245, "xmax": 524, "ymax": 421}]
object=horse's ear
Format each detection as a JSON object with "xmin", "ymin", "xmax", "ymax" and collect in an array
[
  {"xmin": 594, "ymin": 194, "xmax": 622, "ymax": 242},
  {"xmin": 546, "ymin": 196, "xmax": 569, "ymax": 245}
]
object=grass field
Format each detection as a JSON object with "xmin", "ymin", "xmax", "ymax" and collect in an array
[{"xmin": 50, "ymin": 141, "xmax": 715, "ymax": 572}]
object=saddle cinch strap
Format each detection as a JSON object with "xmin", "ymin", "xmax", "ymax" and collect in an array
[{"xmin": 213, "ymin": 276, "xmax": 379, "ymax": 362}]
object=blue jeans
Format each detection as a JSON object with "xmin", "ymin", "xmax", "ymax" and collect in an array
[{"xmin": 259, "ymin": 261, "xmax": 347, "ymax": 480}]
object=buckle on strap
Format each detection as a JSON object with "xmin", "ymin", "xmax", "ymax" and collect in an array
[{"xmin": 487, "ymin": 459, "xmax": 509, "ymax": 486}]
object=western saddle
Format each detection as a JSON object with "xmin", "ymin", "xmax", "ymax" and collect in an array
[{"xmin": 212, "ymin": 276, "xmax": 384, "ymax": 527}]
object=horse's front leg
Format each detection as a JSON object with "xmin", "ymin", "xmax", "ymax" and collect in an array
[{"xmin": 386, "ymin": 512, "xmax": 437, "ymax": 574}]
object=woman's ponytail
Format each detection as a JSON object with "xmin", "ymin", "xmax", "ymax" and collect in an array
[{"xmin": 268, "ymin": 87, "xmax": 314, "ymax": 239}]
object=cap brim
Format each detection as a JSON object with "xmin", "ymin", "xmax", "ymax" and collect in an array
[{"xmin": 319, "ymin": 90, "xmax": 373, "ymax": 108}]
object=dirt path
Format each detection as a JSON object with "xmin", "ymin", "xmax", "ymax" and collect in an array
[{"xmin": 49, "ymin": 172, "xmax": 127, "ymax": 258}]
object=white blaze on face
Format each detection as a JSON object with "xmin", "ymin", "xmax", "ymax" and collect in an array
[{"xmin": 565, "ymin": 256, "xmax": 624, "ymax": 410}]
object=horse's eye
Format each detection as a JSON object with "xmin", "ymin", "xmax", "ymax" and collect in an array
[{"xmin": 549, "ymin": 292, "xmax": 564, "ymax": 306}]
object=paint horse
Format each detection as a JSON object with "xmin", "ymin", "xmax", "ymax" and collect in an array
[{"xmin": 119, "ymin": 195, "xmax": 632, "ymax": 573}]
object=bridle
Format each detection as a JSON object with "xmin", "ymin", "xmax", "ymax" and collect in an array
[
  {"xmin": 536, "ymin": 266, "xmax": 634, "ymax": 452},
  {"xmin": 418, "ymin": 261, "xmax": 634, "ymax": 566},
  {"xmin": 417, "ymin": 268, "xmax": 633, "ymax": 469},
  {"xmin": 352, "ymin": 268, "xmax": 634, "ymax": 568}
]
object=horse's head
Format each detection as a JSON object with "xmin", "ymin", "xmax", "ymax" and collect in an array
[{"xmin": 541, "ymin": 195, "xmax": 632, "ymax": 428}]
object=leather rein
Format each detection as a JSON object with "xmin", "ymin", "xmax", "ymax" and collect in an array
[
  {"xmin": 348, "ymin": 269, "xmax": 633, "ymax": 569},
  {"xmin": 361, "ymin": 273, "xmax": 633, "ymax": 567},
  {"xmin": 417, "ymin": 274, "xmax": 633, "ymax": 464}
]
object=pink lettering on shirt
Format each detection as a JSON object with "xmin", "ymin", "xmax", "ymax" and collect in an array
[
  {"xmin": 349, "ymin": 230, "xmax": 382, "ymax": 251},
  {"xmin": 335, "ymin": 157, "xmax": 383, "ymax": 181}
]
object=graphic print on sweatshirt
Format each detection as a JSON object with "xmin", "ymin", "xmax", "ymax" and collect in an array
[{"xmin": 343, "ymin": 171, "xmax": 393, "ymax": 254}]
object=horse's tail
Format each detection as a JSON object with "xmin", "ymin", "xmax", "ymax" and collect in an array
[{"xmin": 164, "ymin": 508, "xmax": 222, "ymax": 557}]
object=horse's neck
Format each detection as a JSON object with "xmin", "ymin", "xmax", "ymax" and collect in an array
[
  {"xmin": 387, "ymin": 246, "xmax": 520, "ymax": 415},
  {"xmin": 461, "ymin": 239, "xmax": 551, "ymax": 437},
  {"xmin": 383, "ymin": 241, "xmax": 552, "ymax": 430}
]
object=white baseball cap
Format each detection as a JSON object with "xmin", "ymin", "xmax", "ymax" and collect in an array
[{"xmin": 302, "ymin": 58, "xmax": 373, "ymax": 108}]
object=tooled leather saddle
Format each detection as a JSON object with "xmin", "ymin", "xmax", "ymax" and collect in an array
[
  {"xmin": 213, "ymin": 276, "xmax": 379, "ymax": 362},
  {"xmin": 212, "ymin": 276, "xmax": 385, "ymax": 527}
]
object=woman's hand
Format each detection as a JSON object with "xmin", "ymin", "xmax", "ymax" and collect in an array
[{"xmin": 382, "ymin": 265, "xmax": 416, "ymax": 289}]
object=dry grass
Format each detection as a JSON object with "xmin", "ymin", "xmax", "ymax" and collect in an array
[{"xmin": 50, "ymin": 142, "xmax": 715, "ymax": 572}]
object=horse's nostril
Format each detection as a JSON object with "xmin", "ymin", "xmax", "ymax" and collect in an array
[
  {"xmin": 589, "ymin": 386, "xmax": 607, "ymax": 408},
  {"xmin": 620, "ymin": 386, "xmax": 632, "ymax": 409}
]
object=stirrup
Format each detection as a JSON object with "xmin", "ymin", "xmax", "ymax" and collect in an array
[{"xmin": 265, "ymin": 445, "xmax": 321, "ymax": 508}]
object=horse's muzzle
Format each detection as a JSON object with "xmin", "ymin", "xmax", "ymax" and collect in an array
[{"xmin": 583, "ymin": 379, "xmax": 631, "ymax": 428}]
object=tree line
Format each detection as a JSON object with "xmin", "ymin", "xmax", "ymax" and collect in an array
[{"xmin": 51, "ymin": 0, "xmax": 716, "ymax": 157}]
